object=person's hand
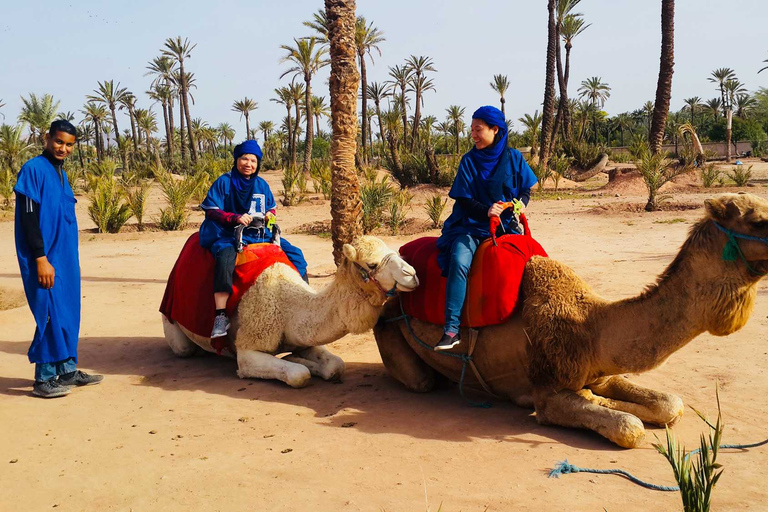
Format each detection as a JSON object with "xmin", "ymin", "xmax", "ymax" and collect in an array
[
  {"xmin": 237, "ymin": 214, "xmax": 253, "ymax": 226},
  {"xmin": 36, "ymin": 256, "xmax": 55, "ymax": 289},
  {"xmin": 487, "ymin": 202, "xmax": 505, "ymax": 218}
]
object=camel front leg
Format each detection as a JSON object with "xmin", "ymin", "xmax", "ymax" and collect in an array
[
  {"xmin": 586, "ymin": 376, "xmax": 684, "ymax": 427},
  {"xmin": 236, "ymin": 349, "xmax": 311, "ymax": 388},
  {"xmin": 283, "ymin": 346, "xmax": 346, "ymax": 381},
  {"xmin": 534, "ymin": 389, "xmax": 646, "ymax": 448}
]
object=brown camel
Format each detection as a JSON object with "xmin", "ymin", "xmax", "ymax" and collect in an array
[{"xmin": 374, "ymin": 193, "xmax": 768, "ymax": 448}]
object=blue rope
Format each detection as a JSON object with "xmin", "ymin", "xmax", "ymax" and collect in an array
[
  {"xmin": 389, "ymin": 299, "xmax": 492, "ymax": 408},
  {"xmin": 549, "ymin": 438, "xmax": 768, "ymax": 491}
]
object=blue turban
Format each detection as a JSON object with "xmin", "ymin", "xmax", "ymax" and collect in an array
[
  {"xmin": 233, "ymin": 139, "xmax": 263, "ymax": 161},
  {"xmin": 469, "ymin": 106, "xmax": 509, "ymax": 180}
]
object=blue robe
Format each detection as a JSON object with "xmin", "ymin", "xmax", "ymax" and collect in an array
[
  {"xmin": 436, "ymin": 148, "xmax": 537, "ymax": 273},
  {"xmin": 199, "ymin": 171, "xmax": 308, "ymax": 277},
  {"xmin": 14, "ymin": 156, "xmax": 81, "ymax": 364}
]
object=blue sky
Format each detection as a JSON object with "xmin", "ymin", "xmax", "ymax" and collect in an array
[{"xmin": 1, "ymin": 0, "xmax": 767, "ymax": 140}]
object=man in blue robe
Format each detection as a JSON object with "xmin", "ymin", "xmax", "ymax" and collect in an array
[
  {"xmin": 199, "ymin": 139, "xmax": 308, "ymax": 338},
  {"xmin": 15, "ymin": 120, "xmax": 103, "ymax": 398}
]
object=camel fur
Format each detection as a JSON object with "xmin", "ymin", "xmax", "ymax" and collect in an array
[
  {"xmin": 374, "ymin": 193, "xmax": 768, "ymax": 448},
  {"xmin": 163, "ymin": 236, "xmax": 418, "ymax": 387}
]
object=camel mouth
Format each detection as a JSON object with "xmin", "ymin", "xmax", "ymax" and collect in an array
[{"xmin": 395, "ymin": 276, "xmax": 419, "ymax": 292}]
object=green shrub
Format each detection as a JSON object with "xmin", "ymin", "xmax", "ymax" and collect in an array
[
  {"xmin": 123, "ymin": 180, "xmax": 152, "ymax": 230},
  {"xmin": 550, "ymin": 154, "xmax": 572, "ymax": 191},
  {"xmin": 609, "ymin": 151, "xmax": 633, "ymax": 164},
  {"xmin": 727, "ymin": 165, "xmax": 752, "ymax": 187},
  {"xmin": 388, "ymin": 189, "xmax": 413, "ymax": 235},
  {"xmin": 628, "ymin": 136, "xmax": 650, "ymax": 161},
  {"xmin": 0, "ymin": 167, "xmax": 17, "ymax": 208},
  {"xmin": 280, "ymin": 166, "xmax": 304, "ymax": 206},
  {"xmin": 156, "ymin": 172, "xmax": 197, "ymax": 231},
  {"xmin": 88, "ymin": 176, "xmax": 133, "ymax": 233},
  {"xmin": 636, "ymin": 151, "xmax": 683, "ymax": 211},
  {"xmin": 361, "ymin": 175, "xmax": 393, "ymax": 234},
  {"xmin": 562, "ymin": 140, "xmax": 605, "ymax": 170},
  {"xmin": 310, "ymin": 160, "xmax": 332, "ymax": 200},
  {"xmin": 700, "ymin": 164, "xmax": 720, "ymax": 188},
  {"xmin": 424, "ymin": 194, "xmax": 448, "ymax": 229},
  {"xmin": 531, "ymin": 163, "xmax": 552, "ymax": 193},
  {"xmin": 752, "ymin": 140, "xmax": 767, "ymax": 158}
]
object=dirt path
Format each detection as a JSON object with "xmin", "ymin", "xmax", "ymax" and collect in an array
[{"xmin": 1, "ymin": 180, "xmax": 767, "ymax": 511}]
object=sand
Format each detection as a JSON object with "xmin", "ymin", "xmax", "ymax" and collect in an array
[{"xmin": 1, "ymin": 166, "xmax": 767, "ymax": 511}]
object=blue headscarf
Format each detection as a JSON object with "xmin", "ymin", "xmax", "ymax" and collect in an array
[
  {"xmin": 230, "ymin": 140, "xmax": 264, "ymax": 209},
  {"xmin": 468, "ymin": 106, "xmax": 509, "ymax": 180}
]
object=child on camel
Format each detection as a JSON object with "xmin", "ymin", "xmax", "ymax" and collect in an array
[
  {"xmin": 434, "ymin": 106, "xmax": 537, "ymax": 351},
  {"xmin": 199, "ymin": 140, "xmax": 308, "ymax": 339}
]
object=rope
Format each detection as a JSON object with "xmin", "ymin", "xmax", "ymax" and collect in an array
[
  {"xmin": 389, "ymin": 299, "xmax": 492, "ymax": 408},
  {"xmin": 548, "ymin": 438, "xmax": 768, "ymax": 491},
  {"xmin": 713, "ymin": 221, "xmax": 768, "ymax": 276}
]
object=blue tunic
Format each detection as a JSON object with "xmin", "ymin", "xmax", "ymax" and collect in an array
[
  {"xmin": 436, "ymin": 148, "xmax": 537, "ymax": 272},
  {"xmin": 14, "ymin": 156, "xmax": 81, "ymax": 364},
  {"xmin": 199, "ymin": 171, "xmax": 308, "ymax": 277}
]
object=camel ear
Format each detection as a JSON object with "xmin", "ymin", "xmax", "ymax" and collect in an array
[
  {"xmin": 342, "ymin": 244, "xmax": 357, "ymax": 262},
  {"xmin": 706, "ymin": 197, "xmax": 743, "ymax": 221}
]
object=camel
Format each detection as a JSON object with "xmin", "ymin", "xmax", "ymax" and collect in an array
[
  {"xmin": 374, "ymin": 193, "xmax": 768, "ymax": 448},
  {"xmin": 163, "ymin": 236, "xmax": 418, "ymax": 387}
]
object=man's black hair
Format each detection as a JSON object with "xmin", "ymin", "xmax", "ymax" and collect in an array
[{"xmin": 48, "ymin": 120, "xmax": 78, "ymax": 138}]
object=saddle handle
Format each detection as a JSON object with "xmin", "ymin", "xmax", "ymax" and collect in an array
[{"xmin": 489, "ymin": 202, "xmax": 531, "ymax": 246}]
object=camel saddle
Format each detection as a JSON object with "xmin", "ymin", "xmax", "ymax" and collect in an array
[
  {"xmin": 160, "ymin": 232, "xmax": 297, "ymax": 339},
  {"xmin": 399, "ymin": 215, "xmax": 547, "ymax": 328}
]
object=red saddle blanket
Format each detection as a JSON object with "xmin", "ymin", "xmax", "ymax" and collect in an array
[
  {"xmin": 399, "ymin": 219, "xmax": 547, "ymax": 328},
  {"xmin": 159, "ymin": 232, "xmax": 296, "ymax": 338}
]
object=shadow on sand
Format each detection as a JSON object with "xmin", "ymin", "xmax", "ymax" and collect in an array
[{"xmin": 0, "ymin": 336, "xmax": 640, "ymax": 451}]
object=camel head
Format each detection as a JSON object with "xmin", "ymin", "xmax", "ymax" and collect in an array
[
  {"xmin": 704, "ymin": 193, "xmax": 768, "ymax": 276},
  {"xmin": 342, "ymin": 236, "xmax": 419, "ymax": 297}
]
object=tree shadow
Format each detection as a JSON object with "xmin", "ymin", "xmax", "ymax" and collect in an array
[{"xmin": 0, "ymin": 336, "xmax": 635, "ymax": 451}]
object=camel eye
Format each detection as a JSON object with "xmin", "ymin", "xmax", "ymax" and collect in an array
[{"xmin": 751, "ymin": 220, "xmax": 768, "ymax": 231}]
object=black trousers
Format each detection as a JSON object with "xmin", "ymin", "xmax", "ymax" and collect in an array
[{"xmin": 213, "ymin": 246, "xmax": 237, "ymax": 294}]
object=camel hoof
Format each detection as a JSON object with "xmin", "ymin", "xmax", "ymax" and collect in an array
[
  {"xmin": 613, "ymin": 415, "xmax": 646, "ymax": 448},
  {"xmin": 320, "ymin": 361, "xmax": 346, "ymax": 382},
  {"xmin": 662, "ymin": 396, "xmax": 685, "ymax": 427},
  {"xmin": 286, "ymin": 367, "xmax": 312, "ymax": 388}
]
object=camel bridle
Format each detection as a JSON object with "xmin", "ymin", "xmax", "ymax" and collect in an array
[
  {"xmin": 713, "ymin": 221, "xmax": 768, "ymax": 276},
  {"xmin": 353, "ymin": 252, "xmax": 399, "ymax": 298}
]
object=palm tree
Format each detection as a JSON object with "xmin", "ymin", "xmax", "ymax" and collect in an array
[
  {"xmin": 311, "ymin": 96, "xmax": 330, "ymax": 136},
  {"xmin": 540, "ymin": 0, "xmax": 558, "ymax": 169},
  {"xmin": 303, "ymin": 8, "xmax": 330, "ymax": 42},
  {"xmin": 325, "ymin": 0, "xmax": 362, "ymax": 264},
  {"xmin": 232, "ymin": 97, "xmax": 258, "ymax": 139},
  {"xmin": 723, "ymin": 78, "xmax": 746, "ymax": 160},
  {"xmin": 709, "ymin": 67, "xmax": 736, "ymax": 115},
  {"xmin": 386, "ymin": 65, "xmax": 413, "ymax": 147},
  {"xmin": 760, "ymin": 52, "xmax": 768, "ymax": 74},
  {"xmin": 217, "ymin": 122, "xmax": 236, "ymax": 151},
  {"xmin": 648, "ymin": 0, "xmax": 675, "ymax": 154},
  {"xmin": 405, "ymin": 55, "xmax": 436, "ymax": 151},
  {"xmin": 118, "ymin": 93, "xmax": 139, "ymax": 151},
  {"xmin": 0, "ymin": 124, "xmax": 33, "ymax": 170},
  {"xmin": 81, "ymin": 102, "xmax": 108, "ymax": 161},
  {"xmin": 641, "ymin": 101, "xmax": 655, "ymax": 135},
  {"xmin": 446, "ymin": 105, "xmax": 466, "ymax": 156},
  {"xmin": 612, "ymin": 112, "xmax": 633, "ymax": 146},
  {"xmin": 683, "ymin": 96, "xmax": 702, "ymax": 125},
  {"xmin": 271, "ymin": 86, "xmax": 294, "ymax": 166},
  {"xmin": 103, "ymin": 123, "xmax": 113, "ymax": 152},
  {"xmin": 87, "ymin": 80, "xmax": 131, "ymax": 169},
  {"xmin": 490, "ymin": 74, "xmax": 510, "ymax": 116},
  {"xmin": 578, "ymin": 77, "xmax": 611, "ymax": 143},
  {"xmin": 287, "ymin": 81, "xmax": 306, "ymax": 167},
  {"xmin": 355, "ymin": 17, "xmax": 385, "ymax": 164},
  {"xmin": 135, "ymin": 108, "xmax": 158, "ymax": 152},
  {"xmin": 256, "ymin": 120, "xmax": 273, "ymax": 146},
  {"xmin": 559, "ymin": 10, "xmax": 590, "ymax": 138},
  {"xmin": 280, "ymin": 37, "xmax": 329, "ymax": 174},
  {"xmin": 519, "ymin": 111, "xmax": 543, "ymax": 157},
  {"xmin": 145, "ymin": 55, "xmax": 178, "ymax": 160},
  {"xmin": 367, "ymin": 82, "xmax": 389, "ymax": 151},
  {"xmin": 735, "ymin": 93, "xmax": 757, "ymax": 119},
  {"xmin": 704, "ymin": 98, "xmax": 722, "ymax": 120},
  {"xmin": 0, "ymin": 99, "xmax": 5, "ymax": 121},
  {"xmin": 18, "ymin": 93, "xmax": 60, "ymax": 144},
  {"xmin": 163, "ymin": 37, "xmax": 198, "ymax": 163}
]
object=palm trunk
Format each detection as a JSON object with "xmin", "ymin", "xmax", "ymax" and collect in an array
[
  {"xmin": 539, "ymin": 0, "xmax": 557, "ymax": 170},
  {"xmin": 303, "ymin": 75, "xmax": 314, "ymax": 175},
  {"xmin": 549, "ymin": 21, "xmax": 566, "ymax": 156},
  {"xmin": 285, "ymin": 104, "xmax": 294, "ymax": 168},
  {"xmin": 110, "ymin": 106, "xmax": 128, "ymax": 171},
  {"xmin": 179, "ymin": 64, "xmax": 197, "ymax": 163},
  {"xmin": 179, "ymin": 92, "xmax": 187, "ymax": 163},
  {"xmin": 649, "ymin": 0, "xmax": 675, "ymax": 154},
  {"xmin": 245, "ymin": 114, "xmax": 251, "ymax": 140},
  {"xmin": 162, "ymin": 101, "xmax": 171, "ymax": 164},
  {"xmin": 726, "ymin": 109, "xmax": 733, "ymax": 162},
  {"xmin": 563, "ymin": 43, "xmax": 573, "ymax": 138},
  {"xmin": 410, "ymin": 85, "xmax": 422, "ymax": 151},
  {"xmin": 359, "ymin": 51, "xmax": 368, "ymax": 165},
  {"xmin": 375, "ymin": 101, "xmax": 386, "ymax": 154},
  {"xmin": 128, "ymin": 107, "xmax": 139, "ymax": 152},
  {"xmin": 167, "ymin": 99, "xmax": 175, "ymax": 163},
  {"xmin": 326, "ymin": 0, "xmax": 362, "ymax": 265},
  {"xmin": 454, "ymin": 122, "xmax": 460, "ymax": 156},
  {"xmin": 293, "ymin": 98, "xmax": 302, "ymax": 168},
  {"xmin": 400, "ymin": 84, "xmax": 408, "ymax": 148}
]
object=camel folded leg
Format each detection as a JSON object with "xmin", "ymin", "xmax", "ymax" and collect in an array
[
  {"xmin": 586, "ymin": 376, "xmax": 684, "ymax": 427},
  {"xmin": 373, "ymin": 315, "xmax": 436, "ymax": 393},
  {"xmin": 236, "ymin": 349, "xmax": 311, "ymax": 388},
  {"xmin": 283, "ymin": 346, "xmax": 345, "ymax": 381},
  {"xmin": 534, "ymin": 389, "xmax": 646, "ymax": 448},
  {"xmin": 163, "ymin": 316, "xmax": 203, "ymax": 358}
]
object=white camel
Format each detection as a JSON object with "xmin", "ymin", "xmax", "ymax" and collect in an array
[{"xmin": 162, "ymin": 236, "xmax": 419, "ymax": 387}]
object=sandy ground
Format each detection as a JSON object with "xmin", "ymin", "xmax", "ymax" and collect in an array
[{"xmin": 1, "ymin": 163, "xmax": 768, "ymax": 512}]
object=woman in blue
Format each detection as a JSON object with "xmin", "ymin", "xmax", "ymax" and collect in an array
[
  {"xmin": 199, "ymin": 140, "xmax": 308, "ymax": 339},
  {"xmin": 434, "ymin": 106, "xmax": 537, "ymax": 351}
]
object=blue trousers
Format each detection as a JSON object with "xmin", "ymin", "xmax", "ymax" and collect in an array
[
  {"xmin": 35, "ymin": 357, "xmax": 76, "ymax": 382},
  {"xmin": 444, "ymin": 234, "xmax": 481, "ymax": 334}
]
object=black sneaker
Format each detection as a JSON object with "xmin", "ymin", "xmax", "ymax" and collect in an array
[
  {"xmin": 435, "ymin": 332, "xmax": 461, "ymax": 351},
  {"xmin": 211, "ymin": 313, "xmax": 230, "ymax": 339},
  {"xmin": 58, "ymin": 370, "xmax": 104, "ymax": 387},
  {"xmin": 33, "ymin": 378, "xmax": 72, "ymax": 398}
]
